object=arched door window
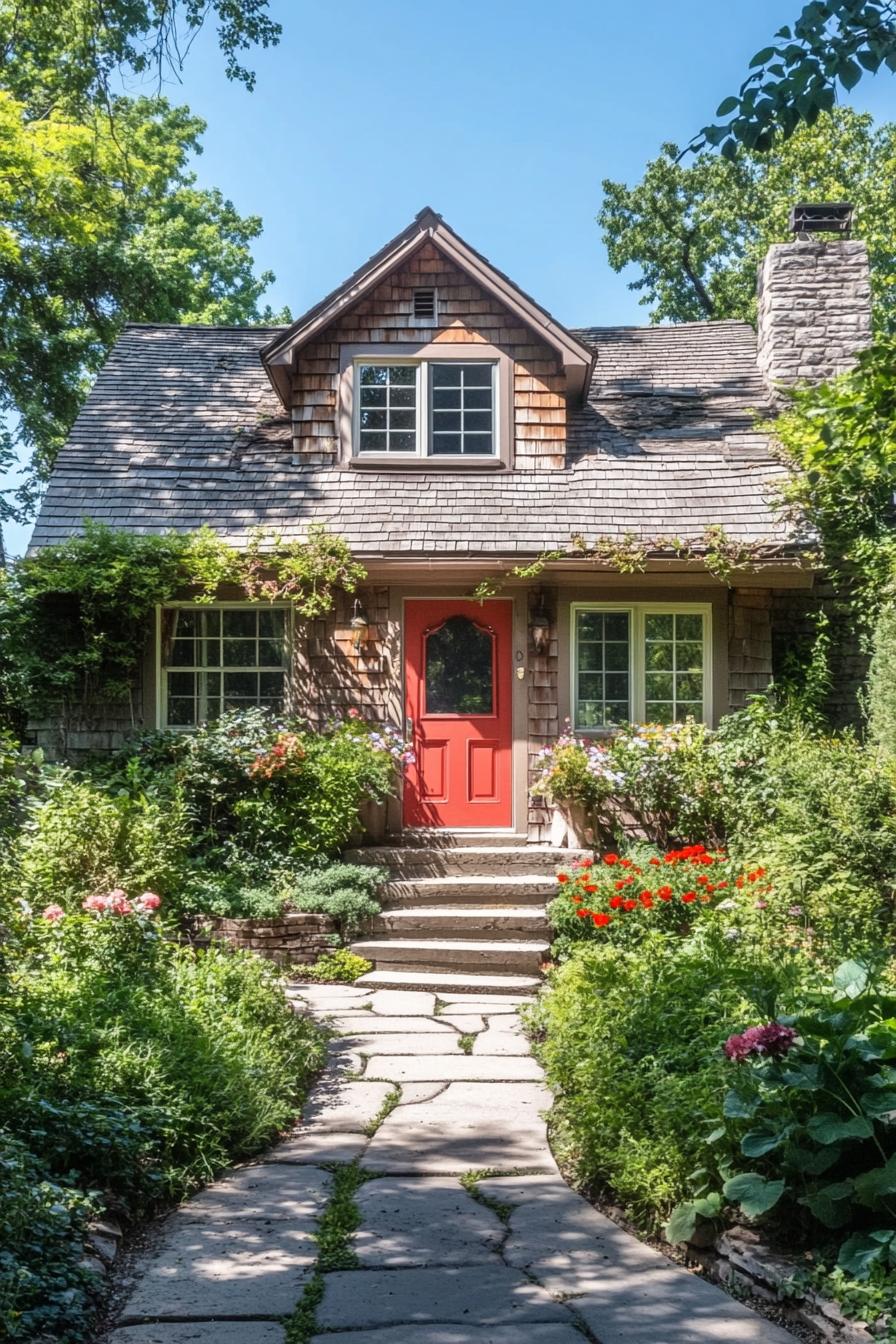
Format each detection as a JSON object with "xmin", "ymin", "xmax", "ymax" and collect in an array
[{"xmin": 424, "ymin": 615, "xmax": 494, "ymax": 715}]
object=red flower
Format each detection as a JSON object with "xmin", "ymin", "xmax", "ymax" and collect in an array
[
  {"xmin": 614, "ymin": 879, "xmax": 626, "ymax": 891},
  {"xmin": 649, "ymin": 857, "xmax": 661, "ymax": 867},
  {"xmin": 681, "ymin": 891, "xmax": 697, "ymax": 904},
  {"xmin": 603, "ymin": 853, "xmax": 619, "ymax": 866},
  {"xmin": 580, "ymin": 857, "xmax": 594, "ymax": 868},
  {"xmin": 576, "ymin": 908, "xmax": 590, "ymax": 919},
  {"xmin": 657, "ymin": 885, "xmax": 673, "ymax": 901},
  {"xmin": 623, "ymin": 898, "xmax": 637, "ymax": 911},
  {"xmin": 619, "ymin": 858, "xmax": 632, "ymax": 869},
  {"xmin": 716, "ymin": 880, "xmax": 728, "ymax": 890},
  {"xmin": 592, "ymin": 912, "xmax": 612, "ymax": 927},
  {"xmin": 735, "ymin": 876, "xmax": 745, "ymax": 889},
  {"xmin": 609, "ymin": 895, "xmax": 623, "ymax": 910},
  {"xmin": 558, "ymin": 873, "xmax": 569, "ymax": 884},
  {"xmin": 697, "ymin": 875, "xmax": 710, "ymax": 886},
  {"xmin": 583, "ymin": 883, "xmax": 598, "ymax": 894},
  {"xmin": 640, "ymin": 893, "xmax": 653, "ymax": 909}
]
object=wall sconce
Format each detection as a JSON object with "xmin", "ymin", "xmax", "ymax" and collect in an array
[
  {"xmin": 530, "ymin": 595, "xmax": 551, "ymax": 654},
  {"xmin": 350, "ymin": 598, "xmax": 370, "ymax": 651}
]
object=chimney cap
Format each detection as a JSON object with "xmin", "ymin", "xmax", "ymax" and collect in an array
[{"xmin": 789, "ymin": 202, "xmax": 854, "ymax": 236}]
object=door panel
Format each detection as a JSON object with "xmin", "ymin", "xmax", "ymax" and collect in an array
[{"xmin": 404, "ymin": 599, "xmax": 513, "ymax": 828}]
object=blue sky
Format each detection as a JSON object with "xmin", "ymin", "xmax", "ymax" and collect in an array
[{"xmin": 4, "ymin": 0, "xmax": 895, "ymax": 554}]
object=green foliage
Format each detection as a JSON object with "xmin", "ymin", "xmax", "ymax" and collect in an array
[
  {"xmin": 288, "ymin": 864, "xmax": 386, "ymax": 939},
  {"xmin": 293, "ymin": 949, "xmax": 372, "ymax": 984},
  {"xmin": 0, "ymin": 524, "xmax": 364, "ymax": 730},
  {"xmin": 15, "ymin": 767, "xmax": 189, "ymax": 908},
  {"xmin": 601, "ymin": 109, "xmax": 896, "ymax": 327},
  {"xmin": 692, "ymin": 2, "xmax": 896, "ymax": 157},
  {"xmin": 532, "ymin": 930, "xmax": 794, "ymax": 1229},
  {"xmin": 0, "ymin": 1, "xmax": 283, "ymax": 516},
  {"xmin": 0, "ymin": 903, "xmax": 325, "ymax": 1342},
  {"xmin": 868, "ymin": 601, "xmax": 896, "ymax": 759}
]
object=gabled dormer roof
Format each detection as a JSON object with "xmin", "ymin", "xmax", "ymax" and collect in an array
[{"xmin": 261, "ymin": 207, "xmax": 596, "ymax": 404}]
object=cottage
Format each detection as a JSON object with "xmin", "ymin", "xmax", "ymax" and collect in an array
[{"xmin": 30, "ymin": 206, "xmax": 872, "ymax": 989}]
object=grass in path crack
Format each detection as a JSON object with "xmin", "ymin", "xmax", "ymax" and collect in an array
[
  {"xmin": 460, "ymin": 1169, "xmax": 514, "ymax": 1224},
  {"xmin": 457, "ymin": 1032, "xmax": 476, "ymax": 1055},
  {"xmin": 363, "ymin": 1086, "xmax": 400, "ymax": 1136},
  {"xmin": 284, "ymin": 1162, "xmax": 367, "ymax": 1343}
]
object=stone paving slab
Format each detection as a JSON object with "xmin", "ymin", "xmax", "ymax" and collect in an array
[
  {"xmin": 435, "ymin": 1013, "xmax": 486, "ymax": 1032},
  {"xmin": 364, "ymin": 1081, "xmax": 556, "ymax": 1173},
  {"xmin": 108, "ymin": 1325, "xmax": 285, "ymax": 1344},
  {"xmin": 472, "ymin": 1024, "xmax": 530, "ymax": 1056},
  {"xmin": 480, "ymin": 1174, "xmax": 798, "ymax": 1343},
  {"xmin": 365, "ymin": 1054, "xmax": 542, "ymax": 1083},
  {"xmin": 331, "ymin": 1014, "xmax": 454, "ymax": 1034},
  {"xmin": 301, "ymin": 1079, "xmax": 394, "ymax": 1132},
  {"xmin": 437, "ymin": 996, "xmax": 528, "ymax": 1010},
  {"xmin": 118, "ymin": 1220, "xmax": 318, "ymax": 1320},
  {"xmin": 173, "ymin": 1163, "xmax": 329, "ymax": 1222},
  {"xmin": 370, "ymin": 989, "xmax": 437, "ymax": 1016},
  {"xmin": 342, "ymin": 1033, "xmax": 464, "ymax": 1056},
  {"xmin": 394, "ymin": 1082, "xmax": 450, "ymax": 1105},
  {"xmin": 291, "ymin": 983, "xmax": 373, "ymax": 1003},
  {"xmin": 354, "ymin": 1177, "xmax": 504, "ymax": 1266},
  {"xmin": 309, "ymin": 1327, "xmax": 585, "ymax": 1344},
  {"xmin": 268, "ymin": 1131, "xmax": 369, "ymax": 1163},
  {"xmin": 316, "ymin": 1265, "xmax": 570, "ymax": 1331}
]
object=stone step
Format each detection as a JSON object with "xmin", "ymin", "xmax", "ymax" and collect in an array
[
  {"xmin": 346, "ymin": 845, "xmax": 585, "ymax": 877},
  {"xmin": 350, "ymin": 937, "xmax": 550, "ymax": 975},
  {"xmin": 394, "ymin": 829, "xmax": 531, "ymax": 848},
  {"xmin": 368, "ymin": 906, "xmax": 550, "ymax": 939},
  {"xmin": 354, "ymin": 968, "xmax": 542, "ymax": 995},
  {"xmin": 382, "ymin": 875, "xmax": 556, "ymax": 907}
]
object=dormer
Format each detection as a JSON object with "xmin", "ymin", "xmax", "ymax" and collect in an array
[{"xmin": 261, "ymin": 208, "xmax": 594, "ymax": 471}]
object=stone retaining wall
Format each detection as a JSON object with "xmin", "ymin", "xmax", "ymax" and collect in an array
[{"xmin": 208, "ymin": 913, "xmax": 338, "ymax": 967}]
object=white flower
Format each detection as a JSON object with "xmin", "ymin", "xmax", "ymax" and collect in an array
[{"xmin": 716, "ymin": 898, "xmax": 736, "ymax": 911}]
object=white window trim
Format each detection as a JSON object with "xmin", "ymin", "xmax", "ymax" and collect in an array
[
  {"xmin": 570, "ymin": 601, "xmax": 713, "ymax": 731},
  {"xmin": 156, "ymin": 601, "xmax": 293, "ymax": 731},
  {"xmin": 352, "ymin": 356, "xmax": 499, "ymax": 461}
]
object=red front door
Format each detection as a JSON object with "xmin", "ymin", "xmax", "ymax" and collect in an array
[{"xmin": 403, "ymin": 598, "xmax": 513, "ymax": 829}]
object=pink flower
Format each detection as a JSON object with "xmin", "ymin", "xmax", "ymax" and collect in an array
[
  {"xmin": 136, "ymin": 892, "xmax": 161, "ymax": 913},
  {"xmin": 347, "ymin": 708, "xmax": 361, "ymax": 719},
  {"xmin": 82, "ymin": 894, "xmax": 109, "ymax": 913},
  {"xmin": 724, "ymin": 1022, "xmax": 797, "ymax": 1062},
  {"xmin": 106, "ymin": 892, "xmax": 133, "ymax": 915},
  {"xmin": 41, "ymin": 904, "xmax": 65, "ymax": 923}
]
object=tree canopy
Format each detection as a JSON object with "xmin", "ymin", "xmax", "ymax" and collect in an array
[
  {"xmin": 692, "ymin": 0, "xmax": 896, "ymax": 156},
  {"xmin": 0, "ymin": 0, "xmax": 284, "ymax": 522},
  {"xmin": 599, "ymin": 108, "xmax": 896, "ymax": 328}
]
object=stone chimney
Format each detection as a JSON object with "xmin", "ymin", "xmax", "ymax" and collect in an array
[{"xmin": 757, "ymin": 206, "xmax": 872, "ymax": 395}]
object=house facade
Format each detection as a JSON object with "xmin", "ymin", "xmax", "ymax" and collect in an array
[{"xmin": 31, "ymin": 208, "xmax": 873, "ymax": 842}]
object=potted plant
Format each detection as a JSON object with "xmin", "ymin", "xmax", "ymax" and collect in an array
[{"xmin": 530, "ymin": 726, "xmax": 623, "ymax": 848}]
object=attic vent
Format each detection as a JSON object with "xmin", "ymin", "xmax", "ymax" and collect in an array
[
  {"xmin": 789, "ymin": 202, "xmax": 854, "ymax": 236},
  {"xmin": 413, "ymin": 287, "xmax": 437, "ymax": 322}
]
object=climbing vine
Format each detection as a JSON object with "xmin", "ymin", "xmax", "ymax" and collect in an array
[{"xmin": 0, "ymin": 522, "xmax": 365, "ymax": 731}]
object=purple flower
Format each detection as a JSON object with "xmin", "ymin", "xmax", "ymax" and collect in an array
[{"xmin": 724, "ymin": 1022, "xmax": 797, "ymax": 1062}]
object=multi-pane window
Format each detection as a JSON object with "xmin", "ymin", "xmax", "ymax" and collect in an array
[
  {"xmin": 644, "ymin": 612, "xmax": 705, "ymax": 724},
  {"xmin": 357, "ymin": 364, "xmax": 418, "ymax": 453},
  {"xmin": 574, "ymin": 611, "xmax": 631, "ymax": 728},
  {"xmin": 354, "ymin": 360, "xmax": 496, "ymax": 457},
  {"xmin": 430, "ymin": 364, "xmax": 495, "ymax": 455},
  {"xmin": 573, "ymin": 606, "xmax": 709, "ymax": 729},
  {"xmin": 163, "ymin": 606, "xmax": 288, "ymax": 728}
]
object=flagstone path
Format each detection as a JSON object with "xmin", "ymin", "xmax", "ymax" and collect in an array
[{"xmin": 105, "ymin": 983, "xmax": 799, "ymax": 1344}]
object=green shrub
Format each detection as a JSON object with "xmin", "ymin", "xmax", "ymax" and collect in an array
[
  {"xmin": 0, "ymin": 900, "xmax": 326, "ymax": 1341},
  {"xmin": 869, "ymin": 600, "xmax": 896, "ymax": 761},
  {"xmin": 14, "ymin": 767, "xmax": 189, "ymax": 909},
  {"xmin": 532, "ymin": 929, "xmax": 800, "ymax": 1230},
  {"xmin": 287, "ymin": 863, "xmax": 385, "ymax": 938},
  {"xmin": 293, "ymin": 948, "xmax": 372, "ymax": 983}
]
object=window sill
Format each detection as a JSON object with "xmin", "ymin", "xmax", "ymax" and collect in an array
[{"xmin": 348, "ymin": 455, "xmax": 508, "ymax": 471}]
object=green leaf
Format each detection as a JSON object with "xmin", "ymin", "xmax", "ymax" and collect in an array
[
  {"xmin": 833, "ymin": 960, "xmax": 870, "ymax": 999},
  {"xmin": 715, "ymin": 96, "xmax": 739, "ymax": 117},
  {"xmin": 789, "ymin": 1144, "xmax": 842, "ymax": 1176},
  {"xmin": 724, "ymin": 1090, "xmax": 757, "ymax": 1120},
  {"xmin": 806, "ymin": 1112, "xmax": 874, "ymax": 1144},
  {"xmin": 836, "ymin": 56, "xmax": 863, "ymax": 89},
  {"xmin": 838, "ymin": 1230, "xmax": 896, "ymax": 1280},
  {"xmin": 723, "ymin": 1172, "xmax": 786, "ymax": 1219},
  {"xmin": 741, "ymin": 1127, "xmax": 790, "ymax": 1158},
  {"xmin": 749, "ymin": 46, "xmax": 777, "ymax": 67},
  {"xmin": 665, "ymin": 1193, "xmax": 721, "ymax": 1244},
  {"xmin": 853, "ymin": 1156, "xmax": 896, "ymax": 1204},
  {"xmin": 803, "ymin": 1180, "xmax": 855, "ymax": 1228},
  {"xmin": 860, "ymin": 1088, "xmax": 896, "ymax": 1117},
  {"xmin": 706, "ymin": 1127, "xmax": 727, "ymax": 1145}
]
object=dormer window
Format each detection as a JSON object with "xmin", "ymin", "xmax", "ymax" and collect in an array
[{"xmin": 354, "ymin": 359, "xmax": 497, "ymax": 458}]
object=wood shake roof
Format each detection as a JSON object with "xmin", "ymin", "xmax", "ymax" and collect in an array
[{"xmin": 31, "ymin": 317, "xmax": 799, "ymax": 559}]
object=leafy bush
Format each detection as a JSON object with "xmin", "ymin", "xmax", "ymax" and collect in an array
[
  {"xmin": 0, "ymin": 896, "xmax": 326, "ymax": 1341},
  {"xmin": 675, "ymin": 960, "xmax": 896, "ymax": 1280},
  {"xmin": 869, "ymin": 600, "xmax": 896, "ymax": 761},
  {"xmin": 287, "ymin": 863, "xmax": 385, "ymax": 938},
  {"xmin": 532, "ymin": 927, "xmax": 796, "ymax": 1229},
  {"xmin": 293, "ymin": 948, "xmax": 372, "ymax": 983},
  {"xmin": 14, "ymin": 766, "xmax": 189, "ymax": 909}
]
